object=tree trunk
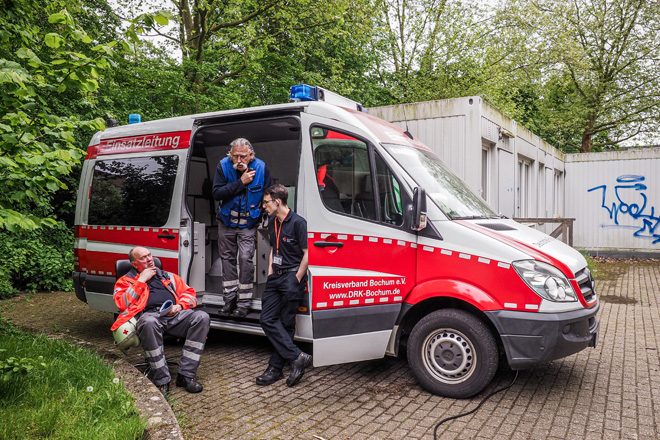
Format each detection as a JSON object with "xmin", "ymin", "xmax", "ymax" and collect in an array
[{"xmin": 580, "ymin": 115, "xmax": 596, "ymax": 153}]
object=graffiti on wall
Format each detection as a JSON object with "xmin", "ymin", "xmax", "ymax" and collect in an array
[{"xmin": 588, "ymin": 175, "xmax": 660, "ymax": 244}]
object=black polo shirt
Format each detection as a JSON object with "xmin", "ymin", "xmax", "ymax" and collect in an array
[
  {"xmin": 145, "ymin": 276, "xmax": 175, "ymax": 311},
  {"xmin": 267, "ymin": 209, "xmax": 307, "ymax": 271}
]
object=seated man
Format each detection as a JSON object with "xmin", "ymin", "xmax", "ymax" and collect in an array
[{"xmin": 111, "ymin": 246, "xmax": 210, "ymax": 397}]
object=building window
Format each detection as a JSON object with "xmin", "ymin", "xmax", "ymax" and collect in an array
[
  {"xmin": 481, "ymin": 147, "xmax": 489, "ymax": 202},
  {"xmin": 517, "ymin": 159, "xmax": 530, "ymax": 217},
  {"xmin": 554, "ymin": 171, "xmax": 563, "ymax": 216}
]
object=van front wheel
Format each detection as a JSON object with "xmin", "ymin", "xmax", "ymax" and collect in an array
[{"xmin": 407, "ymin": 309, "xmax": 498, "ymax": 398}]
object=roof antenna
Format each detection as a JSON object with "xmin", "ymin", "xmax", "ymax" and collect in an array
[{"xmin": 402, "ymin": 103, "xmax": 414, "ymax": 139}]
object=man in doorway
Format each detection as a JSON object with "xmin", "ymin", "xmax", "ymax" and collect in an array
[
  {"xmin": 257, "ymin": 184, "xmax": 312, "ymax": 387},
  {"xmin": 212, "ymin": 137, "xmax": 272, "ymax": 318},
  {"xmin": 111, "ymin": 247, "xmax": 210, "ymax": 397}
]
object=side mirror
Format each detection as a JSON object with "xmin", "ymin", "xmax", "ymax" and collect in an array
[{"xmin": 411, "ymin": 187, "xmax": 427, "ymax": 231}]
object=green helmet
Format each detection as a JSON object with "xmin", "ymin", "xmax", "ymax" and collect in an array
[{"xmin": 112, "ymin": 318, "xmax": 140, "ymax": 352}]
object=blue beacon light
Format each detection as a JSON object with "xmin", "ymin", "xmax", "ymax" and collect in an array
[{"xmin": 290, "ymin": 84, "xmax": 318, "ymax": 102}]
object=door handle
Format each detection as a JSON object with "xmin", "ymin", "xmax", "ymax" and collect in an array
[
  {"xmin": 158, "ymin": 234, "xmax": 176, "ymax": 239},
  {"xmin": 314, "ymin": 241, "xmax": 344, "ymax": 248}
]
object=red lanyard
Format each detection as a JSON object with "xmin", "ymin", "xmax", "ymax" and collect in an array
[
  {"xmin": 274, "ymin": 209, "xmax": 290, "ymax": 255},
  {"xmin": 274, "ymin": 218, "xmax": 282, "ymax": 255}
]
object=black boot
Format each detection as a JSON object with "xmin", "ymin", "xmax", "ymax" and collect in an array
[
  {"xmin": 256, "ymin": 366, "xmax": 284, "ymax": 386},
  {"xmin": 286, "ymin": 352, "xmax": 312, "ymax": 387},
  {"xmin": 220, "ymin": 300, "xmax": 236, "ymax": 316},
  {"xmin": 175, "ymin": 374, "xmax": 203, "ymax": 393}
]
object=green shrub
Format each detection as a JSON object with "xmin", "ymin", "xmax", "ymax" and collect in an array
[
  {"xmin": 0, "ymin": 221, "xmax": 74, "ymax": 298},
  {"xmin": 0, "ymin": 275, "xmax": 13, "ymax": 302}
]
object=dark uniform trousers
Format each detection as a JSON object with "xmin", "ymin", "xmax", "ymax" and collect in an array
[
  {"xmin": 260, "ymin": 271, "xmax": 308, "ymax": 370},
  {"xmin": 137, "ymin": 309, "xmax": 210, "ymax": 386}
]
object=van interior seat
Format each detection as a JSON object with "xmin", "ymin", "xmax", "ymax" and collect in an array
[
  {"xmin": 317, "ymin": 164, "xmax": 343, "ymax": 213},
  {"xmin": 354, "ymin": 173, "xmax": 376, "ymax": 220}
]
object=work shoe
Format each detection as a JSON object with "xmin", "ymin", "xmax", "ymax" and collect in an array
[
  {"xmin": 256, "ymin": 366, "xmax": 284, "ymax": 386},
  {"xmin": 286, "ymin": 352, "xmax": 312, "ymax": 387},
  {"xmin": 220, "ymin": 302, "xmax": 235, "ymax": 316},
  {"xmin": 175, "ymin": 374, "xmax": 203, "ymax": 393},
  {"xmin": 157, "ymin": 382, "xmax": 169, "ymax": 398},
  {"xmin": 232, "ymin": 307, "xmax": 249, "ymax": 318}
]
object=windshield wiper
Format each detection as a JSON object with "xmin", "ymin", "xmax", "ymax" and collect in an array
[{"xmin": 452, "ymin": 215, "xmax": 490, "ymax": 220}]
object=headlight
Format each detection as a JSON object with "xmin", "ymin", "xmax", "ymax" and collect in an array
[{"xmin": 512, "ymin": 260, "xmax": 577, "ymax": 302}]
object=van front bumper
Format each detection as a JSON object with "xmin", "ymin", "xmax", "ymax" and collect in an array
[{"xmin": 484, "ymin": 302, "xmax": 599, "ymax": 369}]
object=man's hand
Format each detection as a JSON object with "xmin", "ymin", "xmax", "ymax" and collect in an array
[
  {"xmin": 240, "ymin": 169, "xmax": 256, "ymax": 185},
  {"xmin": 167, "ymin": 304, "xmax": 183, "ymax": 316},
  {"xmin": 137, "ymin": 267, "xmax": 157, "ymax": 283}
]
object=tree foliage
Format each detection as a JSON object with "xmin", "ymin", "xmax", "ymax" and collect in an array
[
  {"xmin": 372, "ymin": 0, "xmax": 501, "ymax": 103},
  {"xmin": 496, "ymin": 0, "xmax": 660, "ymax": 152},
  {"xmin": 120, "ymin": 0, "xmax": 381, "ymax": 110},
  {"xmin": 0, "ymin": 0, "xmax": 122, "ymax": 230}
]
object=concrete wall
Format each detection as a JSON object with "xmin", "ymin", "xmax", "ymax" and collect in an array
[{"xmin": 565, "ymin": 148, "xmax": 660, "ymax": 255}]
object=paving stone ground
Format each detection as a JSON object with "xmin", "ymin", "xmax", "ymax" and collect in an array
[{"xmin": 1, "ymin": 259, "xmax": 659, "ymax": 439}]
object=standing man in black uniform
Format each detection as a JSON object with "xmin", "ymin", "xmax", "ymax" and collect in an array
[{"xmin": 256, "ymin": 184, "xmax": 312, "ymax": 387}]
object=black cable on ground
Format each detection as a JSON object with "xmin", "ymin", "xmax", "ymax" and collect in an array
[{"xmin": 433, "ymin": 370, "xmax": 519, "ymax": 440}]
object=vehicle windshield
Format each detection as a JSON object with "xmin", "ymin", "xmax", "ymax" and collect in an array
[{"xmin": 383, "ymin": 143, "xmax": 498, "ymax": 220}]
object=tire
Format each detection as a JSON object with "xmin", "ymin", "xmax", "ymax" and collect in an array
[{"xmin": 407, "ymin": 309, "xmax": 498, "ymax": 398}]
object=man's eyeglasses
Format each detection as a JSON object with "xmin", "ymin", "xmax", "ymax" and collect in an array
[
  {"xmin": 231, "ymin": 153, "xmax": 250, "ymax": 160},
  {"xmin": 262, "ymin": 198, "xmax": 274, "ymax": 206}
]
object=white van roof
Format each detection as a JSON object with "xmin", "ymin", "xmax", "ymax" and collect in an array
[{"xmin": 89, "ymin": 101, "xmax": 428, "ymax": 152}]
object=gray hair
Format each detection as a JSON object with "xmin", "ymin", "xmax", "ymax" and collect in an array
[{"xmin": 228, "ymin": 137, "xmax": 254, "ymax": 155}]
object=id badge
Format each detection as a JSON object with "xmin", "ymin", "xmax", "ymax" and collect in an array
[{"xmin": 273, "ymin": 254, "xmax": 283, "ymax": 265}]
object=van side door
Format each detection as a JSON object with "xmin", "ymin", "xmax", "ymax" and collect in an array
[{"xmin": 300, "ymin": 114, "xmax": 417, "ymax": 366}]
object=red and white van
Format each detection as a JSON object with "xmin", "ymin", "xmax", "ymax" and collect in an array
[{"xmin": 73, "ymin": 85, "xmax": 599, "ymax": 398}]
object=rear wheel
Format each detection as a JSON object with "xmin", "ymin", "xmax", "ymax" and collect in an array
[{"xmin": 407, "ymin": 309, "xmax": 498, "ymax": 398}]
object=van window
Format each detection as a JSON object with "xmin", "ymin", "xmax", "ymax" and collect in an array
[
  {"xmin": 374, "ymin": 152, "xmax": 403, "ymax": 226},
  {"xmin": 88, "ymin": 156, "xmax": 179, "ymax": 226},
  {"xmin": 313, "ymin": 129, "xmax": 372, "ymax": 219},
  {"xmin": 312, "ymin": 128, "xmax": 403, "ymax": 226}
]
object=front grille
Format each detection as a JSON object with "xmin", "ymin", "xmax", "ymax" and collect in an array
[{"xmin": 574, "ymin": 267, "xmax": 596, "ymax": 303}]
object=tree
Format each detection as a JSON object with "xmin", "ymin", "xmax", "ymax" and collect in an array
[
  {"xmin": 371, "ymin": 0, "xmax": 498, "ymax": 103},
  {"xmin": 121, "ymin": 0, "xmax": 380, "ymax": 110},
  {"xmin": 499, "ymin": 0, "xmax": 660, "ymax": 152},
  {"xmin": 0, "ymin": 0, "xmax": 121, "ymax": 230}
]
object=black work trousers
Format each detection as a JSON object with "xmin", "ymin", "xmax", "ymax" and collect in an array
[{"xmin": 259, "ymin": 271, "xmax": 306, "ymax": 370}]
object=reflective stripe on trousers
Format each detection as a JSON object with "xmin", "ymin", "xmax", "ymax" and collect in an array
[{"xmin": 137, "ymin": 309, "xmax": 210, "ymax": 385}]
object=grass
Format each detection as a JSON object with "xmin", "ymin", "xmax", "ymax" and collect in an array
[
  {"xmin": 0, "ymin": 319, "xmax": 145, "ymax": 440},
  {"xmin": 579, "ymin": 249, "xmax": 597, "ymax": 276}
]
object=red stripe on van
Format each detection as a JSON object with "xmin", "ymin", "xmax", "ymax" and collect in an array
[
  {"xmin": 455, "ymin": 220, "xmax": 574, "ymax": 279},
  {"xmin": 76, "ymin": 225, "xmax": 180, "ymax": 251},
  {"xmin": 412, "ymin": 245, "xmax": 539, "ymax": 311},
  {"xmin": 74, "ymin": 225, "xmax": 179, "ymax": 278},
  {"xmin": 81, "ymin": 250, "xmax": 178, "ymax": 277},
  {"xmin": 96, "ymin": 130, "xmax": 191, "ymax": 156},
  {"xmin": 307, "ymin": 232, "xmax": 541, "ymax": 312}
]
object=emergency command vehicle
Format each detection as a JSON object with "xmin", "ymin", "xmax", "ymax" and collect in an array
[{"xmin": 73, "ymin": 85, "xmax": 599, "ymax": 398}]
